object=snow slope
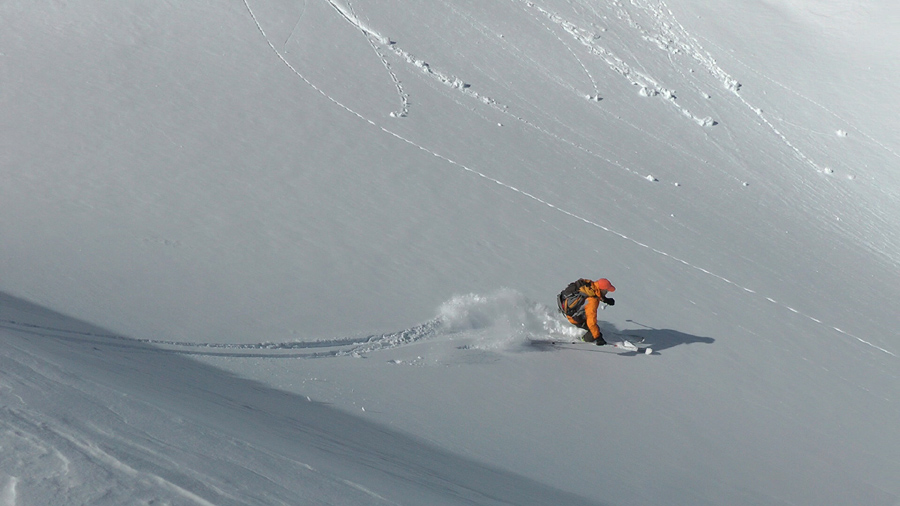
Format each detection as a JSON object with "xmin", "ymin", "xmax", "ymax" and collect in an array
[
  {"xmin": 2, "ymin": 0, "xmax": 898, "ymax": 504},
  {"xmin": 0, "ymin": 293, "xmax": 595, "ymax": 505}
]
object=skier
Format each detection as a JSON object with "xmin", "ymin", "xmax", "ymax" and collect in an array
[{"xmin": 557, "ymin": 278, "xmax": 616, "ymax": 345}]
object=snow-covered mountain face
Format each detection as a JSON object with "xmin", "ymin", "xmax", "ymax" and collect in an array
[
  {"xmin": 2, "ymin": 0, "xmax": 898, "ymax": 505},
  {"xmin": 4, "ymin": 0, "xmax": 898, "ymax": 344}
]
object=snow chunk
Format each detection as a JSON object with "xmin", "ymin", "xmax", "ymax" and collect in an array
[{"xmin": 448, "ymin": 78, "xmax": 469, "ymax": 89}]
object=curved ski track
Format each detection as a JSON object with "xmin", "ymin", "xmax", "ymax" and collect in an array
[{"xmin": 0, "ymin": 318, "xmax": 444, "ymax": 359}]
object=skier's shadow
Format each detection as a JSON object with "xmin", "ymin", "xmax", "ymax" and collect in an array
[
  {"xmin": 528, "ymin": 322, "xmax": 714, "ymax": 355},
  {"xmin": 606, "ymin": 320, "xmax": 715, "ymax": 353}
]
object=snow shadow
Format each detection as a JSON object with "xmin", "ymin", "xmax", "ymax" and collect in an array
[
  {"xmin": 616, "ymin": 320, "xmax": 715, "ymax": 353},
  {"xmin": 0, "ymin": 292, "xmax": 603, "ymax": 506},
  {"xmin": 524, "ymin": 320, "xmax": 714, "ymax": 355}
]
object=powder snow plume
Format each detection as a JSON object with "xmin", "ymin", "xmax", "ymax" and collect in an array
[{"xmin": 437, "ymin": 289, "xmax": 582, "ymax": 349}]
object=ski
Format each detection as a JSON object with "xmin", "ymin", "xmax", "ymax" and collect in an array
[
  {"xmin": 614, "ymin": 340, "xmax": 652, "ymax": 354},
  {"xmin": 542, "ymin": 339, "xmax": 652, "ymax": 355}
]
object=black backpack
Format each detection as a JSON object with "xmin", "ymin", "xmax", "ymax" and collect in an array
[{"xmin": 557, "ymin": 279, "xmax": 592, "ymax": 320}]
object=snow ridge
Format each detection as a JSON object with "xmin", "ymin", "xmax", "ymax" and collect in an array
[
  {"xmin": 0, "ymin": 402, "xmax": 218, "ymax": 506},
  {"xmin": 0, "ymin": 475, "xmax": 16, "ymax": 506}
]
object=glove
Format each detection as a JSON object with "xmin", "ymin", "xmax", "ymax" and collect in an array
[
  {"xmin": 594, "ymin": 334, "xmax": 608, "ymax": 346},
  {"xmin": 604, "ymin": 298, "xmax": 615, "ymax": 306}
]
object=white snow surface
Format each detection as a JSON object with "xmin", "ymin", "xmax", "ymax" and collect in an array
[{"xmin": 2, "ymin": 0, "xmax": 899, "ymax": 504}]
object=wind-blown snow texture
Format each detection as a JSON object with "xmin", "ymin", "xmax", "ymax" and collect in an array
[{"xmin": 2, "ymin": 0, "xmax": 899, "ymax": 504}]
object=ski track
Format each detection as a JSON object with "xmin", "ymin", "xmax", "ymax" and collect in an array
[
  {"xmin": 2, "ymin": 301, "xmax": 637, "ymax": 361},
  {"xmin": 623, "ymin": 0, "xmax": 831, "ymax": 174},
  {"xmin": 696, "ymin": 33, "xmax": 900, "ymax": 164},
  {"xmin": 281, "ymin": 0, "xmax": 308, "ymax": 50},
  {"xmin": 628, "ymin": 1, "xmax": 899, "ymax": 266},
  {"xmin": 519, "ymin": 0, "xmax": 717, "ymax": 126},
  {"xmin": 326, "ymin": 0, "xmax": 720, "ymax": 186},
  {"xmin": 442, "ymin": 0, "xmax": 721, "ymax": 182},
  {"xmin": 327, "ymin": 0, "xmax": 409, "ymax": 118},
  {"xmin": 0, "ymin": 318, "xmax": 445, "ymax": 359},
  {"xmin": 323, "ymin": 0, "xmax": 654, "ymax": 181},
  {"xmin": 508, "ymin": 0, "xmax": 603, "ymax": 99},
  {"xmin": 239, "ymin": 0, "xmax": 894, "ymax": 358},
  {"xmin": 550, "ymin": 0, "xmax": 834, "ymax": 177}
]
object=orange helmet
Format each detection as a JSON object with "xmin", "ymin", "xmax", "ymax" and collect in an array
[{"xmin": 593, "ymin": 278, "xmax": 615, "ymax": 292}]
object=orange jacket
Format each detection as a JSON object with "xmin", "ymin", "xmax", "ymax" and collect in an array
[{"xmin": 564, "ymin": 279, "xmax": 614, "ymax": 339}]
